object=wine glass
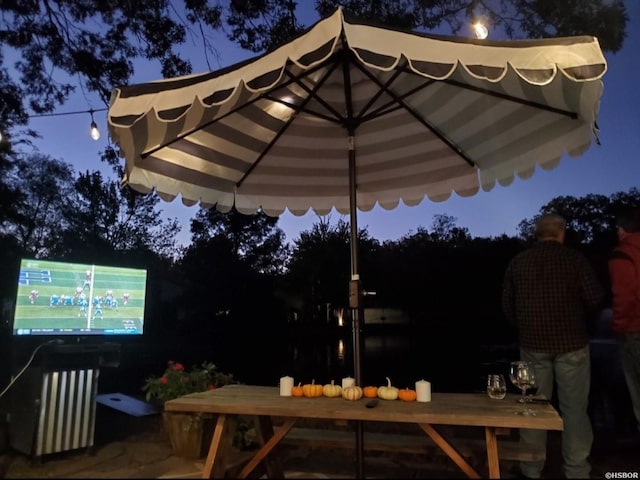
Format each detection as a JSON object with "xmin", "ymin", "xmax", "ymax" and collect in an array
[
  {"xmin": 509, "ymin": 361, "xmax": 537, "ymax": 416},
  {"xmin": 487, "ymin": 374, "xmax": 507, "ymax": 399}
]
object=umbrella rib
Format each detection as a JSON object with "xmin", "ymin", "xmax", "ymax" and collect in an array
[
  {"xmin": 359, "ymin": 78, "xmax": 436, "ymax": 123},
  {"xmin": 236, "ymin": 59, "xmax": 342, "ymax": 188},
  {"xmin": 141, "ymin": 94, "xmax": 271, "ymax": 159},
  {"xmin": 439, "ymin": 77, "xmax": 579, "ymax": 120},
  {"xmin": 263, "ymin": 93, "xmax": 342, "ymax": 125},
  {"xmin": 141, "ymin": 59, "xmax": 340, "ymax": 159},
  {"xmin": 353, "ymin": 61, "xmax": 406, "ymax": 120},
  {"xmin": 351, "ymin": 59, "xmax": 476, "ymax": 168},
  {"xmin": 283, "ymin": 58, "xmax": 346, "ymax": 124}
]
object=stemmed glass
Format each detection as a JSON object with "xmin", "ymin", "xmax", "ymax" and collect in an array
[{"xmin": 509, "ymin": 361, "xmax": 537, "ymax": 416}]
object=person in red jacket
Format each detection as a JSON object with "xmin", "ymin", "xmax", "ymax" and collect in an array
[{"xmin": 609, "ymin": 206, "xmax": 640, "ymax": 432}]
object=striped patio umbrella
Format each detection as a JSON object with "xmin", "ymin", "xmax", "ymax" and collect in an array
[{"xmin": 108, "ymin": 5, "xmax": 606, "ymax": 432}]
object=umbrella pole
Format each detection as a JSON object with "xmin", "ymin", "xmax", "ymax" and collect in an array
[{"xmin": 347, "ymin": 135, "xmax": 365, "ymax": 478}]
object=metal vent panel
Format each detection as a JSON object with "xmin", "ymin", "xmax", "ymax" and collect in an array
[{"xmin": 35, "ymin": 369, "xmax": 98, "ymax": 456}]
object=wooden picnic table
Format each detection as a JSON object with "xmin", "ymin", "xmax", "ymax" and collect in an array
[{"xmin": 164, "ymin": 384, "xmax": 563, "ymax": 479}]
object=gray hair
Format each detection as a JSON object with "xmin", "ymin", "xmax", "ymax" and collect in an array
[{"xmin": 535, "ymin": 214, "xmax": 566, "ymax": 240}]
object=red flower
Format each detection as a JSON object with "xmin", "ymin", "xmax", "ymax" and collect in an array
[{"xmin": 143, "ymin": 360, "xmax": 234, "ymax": 405}]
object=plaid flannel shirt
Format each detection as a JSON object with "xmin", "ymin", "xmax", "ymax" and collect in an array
[{"xmin": 502, "ymin": 240, "xmax": 605, "ymax": 353}]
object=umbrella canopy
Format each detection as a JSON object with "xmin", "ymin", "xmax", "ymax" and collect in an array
[{"xmin": 108, "ymin": 8, "xmax": 606, "ymax": 218}]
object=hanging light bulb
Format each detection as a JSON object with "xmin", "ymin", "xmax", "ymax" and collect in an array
[
  {"xmin": 473, "ymin": 21, "xmax": 489, "ymax": 40},
  {"xmin": 89, "ymin": 110, "xmax": 100, "ymax": 141}
]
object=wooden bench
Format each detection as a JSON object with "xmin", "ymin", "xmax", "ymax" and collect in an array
[{"xmin": 276, "ymin": 426, "xmax": 546, "ymax": 465}]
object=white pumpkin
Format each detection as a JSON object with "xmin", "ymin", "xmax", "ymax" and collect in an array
[
  {"xmin": 323, "ymin": 380, "xmax": 342, "ymax": 398},
  {"xmin": 377, "ymin": 377, "xmax": 399, "ymax": 400},
  {"xmin": 342, "ymin": 385, "xmax": 363, "ymax": 401}
]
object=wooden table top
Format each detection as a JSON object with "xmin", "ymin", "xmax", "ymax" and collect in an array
[{"xmin": 165, "ymin": 385, "xmax": 563, "ymax": 431}]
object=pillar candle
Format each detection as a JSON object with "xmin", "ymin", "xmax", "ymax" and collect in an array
[
  {"xmin": 342, "ymin": 376, "xmax": 355, "ymax": 389},
  {"xmin": 415, "ymin": 379, "xmax": 431, "ymax": 402},
  {"xmin": 280, "ymin": 376, "xmax": 294, "ymax": 396}
]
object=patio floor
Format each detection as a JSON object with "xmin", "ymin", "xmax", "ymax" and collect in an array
[{"xmin": 0, "ymin": 403, "xmax": 638, "ymax": 479}]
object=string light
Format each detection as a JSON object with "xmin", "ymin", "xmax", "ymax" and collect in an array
[
  {"xmin": 0, "ymin": 105, "xmax": 4, "ymax": 143},
  {"xmin": 473, "ymin": 21, "xmax": 489, "ymax": 39},
  {"xmin": 89, "ymin": 109, "xmax": 101, "ymax": 141},
  {"xmin": 18, "ymin": 107, "xmax": 108, "ymax": 142}
]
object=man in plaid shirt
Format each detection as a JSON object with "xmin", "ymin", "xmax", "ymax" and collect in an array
[{"xmin": 502, "ymin": 213, "xmax": 605, "ymax": 479}]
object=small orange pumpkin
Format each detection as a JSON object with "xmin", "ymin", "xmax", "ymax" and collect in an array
[
  {"xmin": 363, "ymin": 386, "xmax": 378, "ymax": 398},
  {"xmin": 302, "ymin": 379, "xmax": 323, "ymax": 398},
  {"xmin": 398, "ymin": 388, "xmax": 417, "ymax": 402},
  {"xmin": 292, "ymin": 382, "xmax": 304, "ymax": 397}
]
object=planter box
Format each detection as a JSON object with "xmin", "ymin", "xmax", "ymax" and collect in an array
[{"xmin": 162, "ymin": 411, "xmax": 215, "ymax": 459}]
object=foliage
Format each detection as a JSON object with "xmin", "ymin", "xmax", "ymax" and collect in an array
[
  {"xmin": 68, "ymin": 172, "xmax": 182, "ymax": 259},
  {"xmin": 429, "ymin": 214, "xmax": 470, "ymax": 244},
  {"xmin": 3, "ymin": 153, "xmax": 76, "ymax": 257},
  {"xmin": 0, "ymin": 153, "xmax": 181, "ymax": 259},
  {"xmin": 316, "ymin": 1, "xmax": 627, "ymax": 52},
  {"xmin": 227, "ymin": 0, "xmax": 306, "ymax": 52},
  {"xmin": 285, "ymin": 217, "xmax": 379, "ymax": 321},
  {"xmin": 142, "ymin": 360, "xmax": 236, "ymax": 405},
  {"xmin": 190, "ymin": 208, "xmax": 290, "ymax": 275},
  {"xmin": 517, "ymin": 188, "xmax": 640, "ymax": 247},
  {"xmin": 1, "ymin": 1, "xmax": 222, "ymax": 114}
]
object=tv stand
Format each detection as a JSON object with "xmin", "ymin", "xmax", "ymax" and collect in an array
[{"xmin": 8, "ymin": 341, "xmax": 121, "ymax": 459}]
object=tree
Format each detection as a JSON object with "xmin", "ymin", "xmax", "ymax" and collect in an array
[
  {"xmin": 429, "ymin": 213, "xmax": 470, "ymax": 244},
  {"xmin": 176, "ymin": 210, "xmax": 290, "ymax": 351},
  {"xmin": 1, "ymin": 153, "xmax": 77, "ymax": 257},
  {"xmin": 226, "ymin": 0, "xmax": 306, "ymax": 52},
  {"xmin": 517, "ymin": 189, "xmax": 640, "ymax": 246},
  {"xmin": 190, "ymin": 208, "xmax": 289, "ymax": 275},
  {"xmin": 285, "ymin": 217, "xmax": 379, "ymax": 322},
  {"xmin": 0, "ymin": 153, "xmax": 181, "ymax": 259},
  {"xmin": 1, "ymin": 1, "xmax": 223, "ymax": 118},
  {"xmin": 315, "ymin": 1, "xmax": 627, "ymax": 52},
  {"xmin": 60, "ymin": 170, "xmax": 182, "ymax": 259},
  {"xmin": 516, "ymin": 188, "xmax": 640, "ymax": 292}
]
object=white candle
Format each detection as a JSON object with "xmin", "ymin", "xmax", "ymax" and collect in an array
[
  {"xmin": 280, "ymin": 376, "xmax": 294, "ymax": 396},
  {"xmin": 415, "ymin": 379, "xmax": 431, "ymax": 402},
  {"xmin": 342, "ymin": 376, "xmax": 355, "ymax": 389}
]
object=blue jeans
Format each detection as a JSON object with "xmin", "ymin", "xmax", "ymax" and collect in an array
[
  {"xmin": 519, "ymin": 346, "xmax": 593, "ymax": 479},
  {"xmin": 619, "ymin": 332, "xmax": 640, "ymax": 430}
]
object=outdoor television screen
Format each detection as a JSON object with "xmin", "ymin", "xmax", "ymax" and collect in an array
[{"xmin": 12, "ymin": 258, "xmax": 147, "ymax": 336}]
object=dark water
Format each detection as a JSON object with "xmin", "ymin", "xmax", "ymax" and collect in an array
[{"xmin": 282, "ymin": 329, "xmax": 484, "ymax": 391}]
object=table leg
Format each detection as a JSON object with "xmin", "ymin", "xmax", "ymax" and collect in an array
[
  {"xmin": 485, "ymin": 426, "xmax": 500, "ymax": 479},
  {"xmin": 237, "ymin": 417, "xmax": 298, "ymax": 479},
  {"xmin": 201, "ymin": 414, "xmax": 232, "ymax": 479},
  {"xmin": 417, "ymin": 423, "xmax": 481, "ymax": 479},
  {"xmin": 253, "ymin": 415, "xmax": 285, "ymax": 478}
]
